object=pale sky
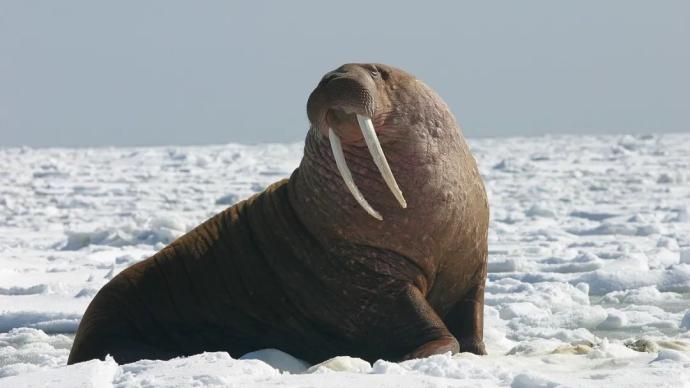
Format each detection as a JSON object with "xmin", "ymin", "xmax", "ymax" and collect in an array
[{"xmin": 1, "ymin": 0, "xmax": 688, "ymax": 147}]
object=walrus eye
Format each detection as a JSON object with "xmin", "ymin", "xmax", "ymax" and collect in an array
[{"xmin": 370, "ymin": 69, "xmax": 380, "ymax": 79}]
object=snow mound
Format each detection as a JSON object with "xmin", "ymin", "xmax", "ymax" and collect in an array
[
  {"xmin": 240, "ymin": 348, "xmax": 309, "ymax": 374},
  {"xmin": 61, "ymin": 216, "xmax": 189, "ymax": 250},
  {"xmin": 0, "ymin": 312, "xmax": 81, "ymax": 333},
  {"xmin": 307, "ymin": 356, "xmax": 372, "ymax": 374}
]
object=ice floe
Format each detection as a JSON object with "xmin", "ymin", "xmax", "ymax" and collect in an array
[{"xmin": 1, "ymin": 134, "xmax": 689, "ymax": 386}]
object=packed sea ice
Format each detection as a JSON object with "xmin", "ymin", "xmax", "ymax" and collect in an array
[{"xmin": 0, "ymin": 133, "xmax": 689, "ymax": 387}]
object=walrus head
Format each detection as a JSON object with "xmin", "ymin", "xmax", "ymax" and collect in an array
[
  {"xmin": 293, "ymin": 63, "xmax": 475, "ymax": 267},
  {"xmin": 306, "ymin": 64, "xmax": 413, "ymax": 220}
]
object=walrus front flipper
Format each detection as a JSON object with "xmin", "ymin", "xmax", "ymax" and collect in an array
[
  {"xmin": 443, "ymin": 281, "xmax": 487, "ymax": 355},
  {"xmin": 375, "ymin": 284, "xmax": 459, "ymax": 361}
]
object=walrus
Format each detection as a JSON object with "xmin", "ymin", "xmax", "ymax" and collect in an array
[{"xmin": 67, "ymin": 63, "xmax": 489, "ymax": 365}]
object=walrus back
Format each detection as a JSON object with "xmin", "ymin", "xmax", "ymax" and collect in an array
[{"xmin": 68, "ymin": 180, "xmax": 295, "ymax": 364}]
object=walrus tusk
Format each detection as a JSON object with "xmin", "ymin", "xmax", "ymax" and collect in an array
[
  {"xmin": 328, "ymin": 128, "xmax": 383, "ymax": 221},
  {"xmin": 356, "ymin": 114, "xmax": 408, "ymax": 209}
]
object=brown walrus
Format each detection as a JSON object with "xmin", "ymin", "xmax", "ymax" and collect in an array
[{"xmin": 67, "ymin": 63, "xmax": 489, "ymax": 365}]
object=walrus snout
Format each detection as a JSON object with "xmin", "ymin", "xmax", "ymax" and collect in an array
[
  {"xmin": 325, "ymin": 109, "xmax": 361, "ymax": 142},
  {"xmin": 308, "ymin": 66, "xmax": 376, "ymax": 140}
]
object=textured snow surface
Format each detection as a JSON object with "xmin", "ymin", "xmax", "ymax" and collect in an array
[{"xmin": 1, "ymin": 134, "xmax": 689, "ymax": 387}]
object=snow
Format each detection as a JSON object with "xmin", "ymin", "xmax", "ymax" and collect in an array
[{"xmin": 1, "ymin": 133, "xmax": 689, "ymax": 387}]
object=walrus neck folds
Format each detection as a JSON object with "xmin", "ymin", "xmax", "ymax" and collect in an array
[{"xmin": 287, "ymin": 119, "xmax": 468, "ymax": 270}]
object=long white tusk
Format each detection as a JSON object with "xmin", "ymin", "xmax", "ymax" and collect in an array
[
  {"xmin": 328, "ymin": 128, "xmax": 383, "ymax": 221},
  {"xmin": 356, "ymin": 114, "xmax": 407, "ymax": 208}
]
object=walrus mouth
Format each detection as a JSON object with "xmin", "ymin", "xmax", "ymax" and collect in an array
[{"xmin": 328, "ymin": 114, "xmax": 407, "ymax": 220}]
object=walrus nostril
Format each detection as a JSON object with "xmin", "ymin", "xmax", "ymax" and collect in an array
[{"xmin": 319, "ymin": 73, "xmax": 340, "ymax": 87}]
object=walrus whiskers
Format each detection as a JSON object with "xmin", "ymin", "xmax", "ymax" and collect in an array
[
  {"xmin": 356, "ymin": 114, "xmax": 407, "ymax": 209},
  {"xmin": 328, "ymin": 127, "xmax": 383, "ymax": 220}
]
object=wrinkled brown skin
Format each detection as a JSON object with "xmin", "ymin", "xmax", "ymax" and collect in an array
[{"xmin": 68, "ymin": 63, "xmax": 489, "ymax": 365}]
